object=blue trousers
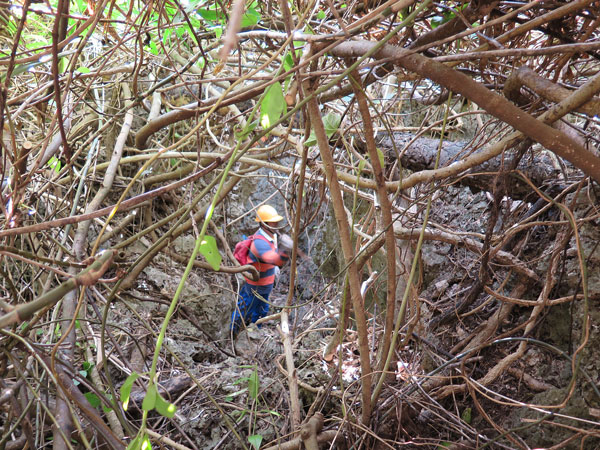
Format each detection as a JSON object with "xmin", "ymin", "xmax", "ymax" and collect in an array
[{"xmin": 231, "ymin": 283, "xmax": 273, "ymax": 333}]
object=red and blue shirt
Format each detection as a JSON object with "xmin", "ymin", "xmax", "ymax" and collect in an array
[{"xmin": 245, "ymin": 229, "xmax": 289, "ymax": 286}]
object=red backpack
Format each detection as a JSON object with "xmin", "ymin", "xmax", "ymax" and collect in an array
[{"xmin": 233, "ymin": 234, "xmax": 267, "ymax": 265}]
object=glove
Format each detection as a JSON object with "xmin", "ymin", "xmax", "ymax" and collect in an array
[{"xmin": 279, "ymin": 234, "xmax": 293, "ymax": 254}]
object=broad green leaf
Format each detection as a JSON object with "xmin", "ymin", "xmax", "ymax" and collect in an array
[
  {"xmin": 241, "ymin": 8, "xmax": 261, "ymax": 28},
  {"xmin": 199, "ymin": 235, "xmax": 222, "ymax": 270},
  {"xmin": 75, "ymin": 66, "xmax": 90, "ymax": 74},
  {"xmin": 120, "ymin": 372, "xmax": 140, "ymax": 411},
  {"xmin": 155, "ymin": 392, "xmax": 177, "ymax": 418},
  {"xmin": 248, "ymin": 368, "xmax": 259, "ymax": 400},
  {"xmin": 323, "ymin": 113, "xmax": 341, "ymax": 136},
  {"xmin": 248, "ymin": 435, "xmax": 263, "ymax": 450},
  {"xmin": 197, "ymin": 9, "xmax": 220, "ymax": 22},
  {"xmin": 317, "ymin": 10, "xmax": 326, "ymax": 20},
  {"xmin": 305, "ymin": 112, "xmax": 341, "ymax": 147},
  {"xmin": 84, "ymin": 392, "xmax": 101, "ymax": 408},
  {"xmin": 283, "ymin": 52, "xmax": 294, "ymax": 73},
  {"xmin": 142, "ymin": 383, "xmax": 157, "ymax": 411},
  {"xmin": 260, "ymin": 81, "xmax": 285, "ymax": 129},
  {"xmin": 148, "ymin": 40, "xmax": 158, "ymax": 56}
]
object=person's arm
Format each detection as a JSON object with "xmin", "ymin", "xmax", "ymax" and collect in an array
[{"xmin": 251, "ymin": 238, "xmax": 288, "ymax": 266}]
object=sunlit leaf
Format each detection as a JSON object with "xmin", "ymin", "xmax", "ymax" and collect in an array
[
  {"xmin": 199, "ymin": 235, "xmax": 222, "ymax": 270},
  {"xmin": 148, "ymin": 40, "xmax": 158, "ymax": 56},
  {"xmin": 75, "ymin": 66, "xmax": 90, "ymax": 74},
  {"xmin": 120, "ymin": 372, "xmax": 140, "ymax": 411},
  {"xmin": 48, "ymin": 156, "xmax": 61, "ymax": 173},
  {"xmin": 155, "ymin": 392, "xmax": 177, "ymax": 418},
  {"xmin": 127, "ymin": 434, "xmax": 142, "ymax": 450},
  {"xmin": 260, "ymin": 81, "xmax": 285, "ymax": 129},
  {"xmin": 141, "ymin": 436, "xmax": 152, "ymax": 450}
]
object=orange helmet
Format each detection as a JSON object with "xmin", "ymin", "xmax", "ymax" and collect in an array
[{"xmin": 255, "ymin": 204, "xmax": 283, "ymax": 223}]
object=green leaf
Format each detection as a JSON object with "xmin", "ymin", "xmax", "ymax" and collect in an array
[
  {"xmin": 120, "ymin": 372, "xmax": 140, "ymax": 411},
  {"xmin": 148, "ymin": 40, "xmax": 158, "ymax": 56},
  {"xmin": 283, "ymin": 52, "xmax": 294, "ymax": 73},
  {"xmin": 75, "ymin": 66, "xmax": 90, "ymax": 74},
  {"xmin": 127, "ymin": 434, "xmax": 143, "ymax": 450},
  {"xmin": 241, "ymin": 8, "xmax": 261, "ymax": 28},
  {"xmin": 234, "ymin": 120, "xmax": 258, "ymax": 140},
  {"xmin": 142, "ymin": 383, "xmax": 158, "ymax": 411},
  {"xmin": 102, "ymin": 394, "xmax": 113, "ymax": 413},
  {"xmin": 248, "ymin": 435, "xmax": 263, "ymax": 450},
  {"xmin": 48, "ymin": 156, "xmax": 61, "ymax": 174},
  {"xmin": 248, "ymin": 368, "xmax": 259, "ymax": 401},
  {"xmin": 305, "ymin": 112, "xmax": 341, "ymax": 147},
  {"xmin": 375, "ymin": 148, "xmax": 385, "ymax": 169},
  {"xmin": 155, "ymin": 393, "xmax": 177, "ymax": 418},
  {"xmin": 357, "ymin": 159, "xmax": 366, "ymax": 175},
  {"xmin": 260, "ymin": 81, "xmax": 285, "ymax": 129},
  {"xmin": 197, "ymin": 8, "xmax": 220, "ymax": 23},
  {"xmin": 317, "ymin": 10, "xmax": 326, "ymax": 20},
  {"xmin": 84, "ymin": 392, "xmax": 101, "ymax": 408},
  {"xmin": 199, "ymin": 235, "xmax": 222, "ymax": 270},
  {"xmin": 127, "ymin": 433, "xmax": 152, "ymax": 450},
  {"xmin": 323, "ymin": 113, "xmax": 341, "ymax": 137},
  {"xmin": 461, "ymin": 407, "xmax": 472, "ymax": 424}
]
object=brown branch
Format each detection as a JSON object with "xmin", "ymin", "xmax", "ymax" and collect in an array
[
  {"xmin": 410, "ymin": 0, "xmax": 499, "ymax": 49},
  {"xmin": 0, "ymin": 159, "xmax": 222, "ymax": 238},
  {"xmin": 323, "ymin": 40, "xmax": 600, "ymax": 182},
  {"xmin": 347, "ymin": 66, "xmax": 397, "ymax": 396},
  {"xmin": 436, "ymin": 40, "xmax": 600, "ymax": 63},
  {"xmin": 0, "ymin": 250, "xmax": 114, "ymax": 329},
  {"xmin": 303, "ymin": 52, "xmax": 373, "ymax": 423},
  {"xmin": 504, "ymin": 66, "xmax": 600, "ymax": 116}
]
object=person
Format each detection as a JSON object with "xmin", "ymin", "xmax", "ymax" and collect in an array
[{"xmin": 231, "ymin": 204, "xmax": 293, "ymax": 334}]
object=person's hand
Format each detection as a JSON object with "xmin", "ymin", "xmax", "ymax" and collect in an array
[{"xmin": 279, "ymin": 234, "xmax": 293, "ymax": 253}]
